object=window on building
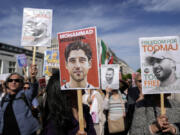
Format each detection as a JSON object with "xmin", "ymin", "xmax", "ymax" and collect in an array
[{"xmin": 9, "ymin": 61, "xmax": 16, "ymax": 73}]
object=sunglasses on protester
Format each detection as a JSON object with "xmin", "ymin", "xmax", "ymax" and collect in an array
[{"xmin": 7, "ymin": 79, "xmax": 22, "ymax": 83}]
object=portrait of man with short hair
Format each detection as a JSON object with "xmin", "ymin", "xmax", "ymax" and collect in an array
[
  {"xmin": 58, "ymin": 27, "xmax": 100, "ymax": 90},
  {"xmin": 101, "ymin": 64, "xmax": 119, "ymax": 90},
  {"xmin": 146, "ymin": 51, "xmax": 180, "ymax": 88}
]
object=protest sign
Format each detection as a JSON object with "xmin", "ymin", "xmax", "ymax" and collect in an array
[
  {"xmin": 43, "ymin": 50, "xmax": 59, "ymax": 76},
  {"xmin": 0, "ymin": 73, "xmax": 10, "ymax": 81},
  {"xmin": 101, "ymin": 64, "xmax": 119, "ymax": 90},
  {"xmin": 58, "ymin": 27, "xmax": 100, "ymax": 90},
  {"xmin": 21, "ymin": 8, "xmax": 52, "ymax": 47},
  {"xmin": 140, "ymin": 36, "xmax": 180, "ymax": 94},
  {"xmin": 16, "ymin": 54, "xmax": 27, "ymax": 67},
  {"xmin": 39, "ymin": 77, "xmax": 46, "ymax": 89}
]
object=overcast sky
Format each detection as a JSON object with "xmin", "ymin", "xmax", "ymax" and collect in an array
[{"xmin": 1, "ymin": 0, "xmax": 180, "ymax": 71}]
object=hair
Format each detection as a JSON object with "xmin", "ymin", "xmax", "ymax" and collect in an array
[
  {"xmin": 43, "ymin": 71, "xmax": 74, "ymax": 135},
  {"xmin": 5, "ymin": 72, "xmax": 24, "ymax": 89},
  {"xmin": 106, "ymin": 67, "xmax": 114, "ymax": 74},
  {"xmin": 64, "ymin": 41, "xmax": 92, "ymax": 62}
]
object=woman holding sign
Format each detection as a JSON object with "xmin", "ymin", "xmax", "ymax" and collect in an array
[{"xmin": 41, "ymin": 71, "xmax": 96, "ymax": 135}]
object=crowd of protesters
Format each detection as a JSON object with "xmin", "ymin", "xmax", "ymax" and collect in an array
[{"xmin": 0, "ymin": 66, "xmax": 180, "ymax": 135}]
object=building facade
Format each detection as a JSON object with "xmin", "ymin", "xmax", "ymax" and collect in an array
[{"xmin": 0, "ymin": 42, "xmax": 44, "ymax": 78}]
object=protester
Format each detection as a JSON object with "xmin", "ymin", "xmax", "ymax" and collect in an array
[
  {"xmin": 41, "ymin": 71, "xmax": 96, "ymax": 135},
  {"xmin": 83, "ymin": 89, "xmax": 106, "ymax": 135},
  {"xmin": 126, "ymin": 73, "xmax": 144, "ymax": 132},
  {"xmin": 103, "ymin": 87, "xmax": 126, "ymax": 135},
  {"xmin": 23, "ymin": 81, "xmax": 40, "ymax": 120},
  {"xmin": 0, "ymin": 64, "xmax": 40, "ymax": 135},
  {"xmin": 129, "ymin": 94, "xmax": 180, "ymax": 135}
]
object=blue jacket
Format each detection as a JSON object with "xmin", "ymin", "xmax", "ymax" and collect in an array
[{"xmin": 0, "ymin": 82, "xmax": 40, "ymax": 135}]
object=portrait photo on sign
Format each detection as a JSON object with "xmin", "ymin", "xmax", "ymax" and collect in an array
[
  {"xmin": 101, "ymin": 64, "xmax": 119, "ymax": 90},
  {"xmin": 58, "ymin": 27, "xmax": 100, "ymax": 90},
  {"xmin": 21, "ymin": 8, "xmax": 52, "ymax": 46},
  {"xmin": 140, "ymin": 36, "xmax": 180, "ymax": 94}
]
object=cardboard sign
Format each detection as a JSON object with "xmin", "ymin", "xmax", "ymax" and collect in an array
[
  {"xmin": 16, "ymin": 54, "xmax": 27, "ymax": 67},
  {"xmin": 0, "ymin": 73, "xmax": 10, "ymax": 81},
  {"xmin": 21, "ymin": 8, "xmax": 52, "ymax": 46},
  {"xmin": 43, "ymin": 50, "xmax": 59, "ymax": 76},
  {"xmin": 58, "ymin": 27, "xmax": 100, "ymax": 90},
  {"xmin": 39, "ymin": 77, "xmax": 46, "ymax": 89},
  {"xmin": 101, "ymin": 64, "xmax": 119, "ymax": 90},
  {"xmin": 140, "ymin": 36, "xmax": 180, "ymax": 94}
]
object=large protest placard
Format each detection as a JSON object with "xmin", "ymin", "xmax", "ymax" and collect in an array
[
  {"xmin": 21, "ymin": 8, "xmax": 52, "ymax": 46},
  {"xmin": 140, "ymin": 36, "xmax": 180, "ymax": 94},
  {"xmin": 16, "ymin": 54, "xmax": 27, "ymax": 67},
  {"xmin": 43, "ymin": 50, "xmax": 59, "ymax": 76},
  {"xmin": 58, "ymin": 27, "xmax": 100, "ymax": 90},
  {"xmin": 101, "ymin": 64, "xmax": 119, "ymax": 90}
]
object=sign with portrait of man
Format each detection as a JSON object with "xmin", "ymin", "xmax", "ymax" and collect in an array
[
  {"xmin": 101, "ymin": 64, "xmax": 119, "ymax": 90},
  {"xmin": 140, "ymin": 36, "xmax": 180, "ymax": 94},
  {"xmin": 58, "ymin": 27, "xmax": 100, "ymax": 90},
  {"xmin": 21, "ymin": 8, "xmax": 52, "ymax": 46}
]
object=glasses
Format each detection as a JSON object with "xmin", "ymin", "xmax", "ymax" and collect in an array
[
  {"xmin": 8, "ymin": 79, "xmax": 22, "ymax": 83},
  {"xmin": 23, "ymin": 87, "xmax": 30, "ymax": 90},
  {"xmin": 138, "ymin": 80, "xmax": 142, "ymax": 83}
]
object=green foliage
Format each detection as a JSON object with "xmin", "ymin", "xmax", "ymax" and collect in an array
[
  {"xmin": 122, "ymin": 73, "xmax": 132, "ymax": 80},
  {"xmin": 136, "ymin": 68, "xmax": 141, "ymax": 73}
]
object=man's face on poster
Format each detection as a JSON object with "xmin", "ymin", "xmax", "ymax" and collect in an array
[
  {"xmin": 152, "ymin": 58, "xmax": 174, "ymax": 81},
  {"xmin": 66, "ymin": 49, "xmax": 92, "ymax": 82},
  {"xmin": 105, "ymin": 69, "xmax": 114, "ymax": 84}
]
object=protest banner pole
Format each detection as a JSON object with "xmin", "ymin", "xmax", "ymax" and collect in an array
[
  {"xmin": 32, "ymin": 46, "xmax": 36, "ymax": 65},
  {"xmin": 160, "ymin": 93, "xmax": 165, "ymax": 115},
  {"xmin": 31, "ymin": 46, "xmax": 36, "ymax": 83},
  {"xmin": 77, "ymin": 90, "xmax": 84, "ymax": 131}
]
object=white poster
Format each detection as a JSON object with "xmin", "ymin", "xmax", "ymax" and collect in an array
[
  {"xmin": 101, "ymin": 64, "xmax": 119, "ymax": 90},
  {"xmin": 140, "ymin": 36, "xmax": 180, "ymax": 94},
  {"xmin": 21, "ymin": 8, "xmax": 52, "ymax": 46},
  {"xmin": 0, "ymin": 73, "xmax": 10, "ymax": 81}
]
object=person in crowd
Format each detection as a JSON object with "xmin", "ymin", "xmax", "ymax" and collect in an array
[
  {"xmin": 41, "ymin": 71, "xmax": 96, "ymax": 135},
  {"xmin": 61, "ymin": 41, "xmax": 94, "ymax": 89},
  {"xmin": 103, "ymin": 86, "xmax": 126, "ymax": 135},
  {"xmin": 23, "ymin": 82, "xmax": 40, "ymax": 120},
  {"xmin": 83, "ymin": 89, "xmax": 106, "ymax": 135},
  {"xmin": 129, "ymin": 93, "xmax": 180, "ymax": 135},
  {"xmin": 126, "ymin": 78, "xmax": 132, "ymax": 89},
  {"xmin": 0, "ymin": 64, "xmax": 40, "ymax": 135},
  {"xmin": 126, "ymin": 73, "xmax": 144, "ymax": 132}
]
